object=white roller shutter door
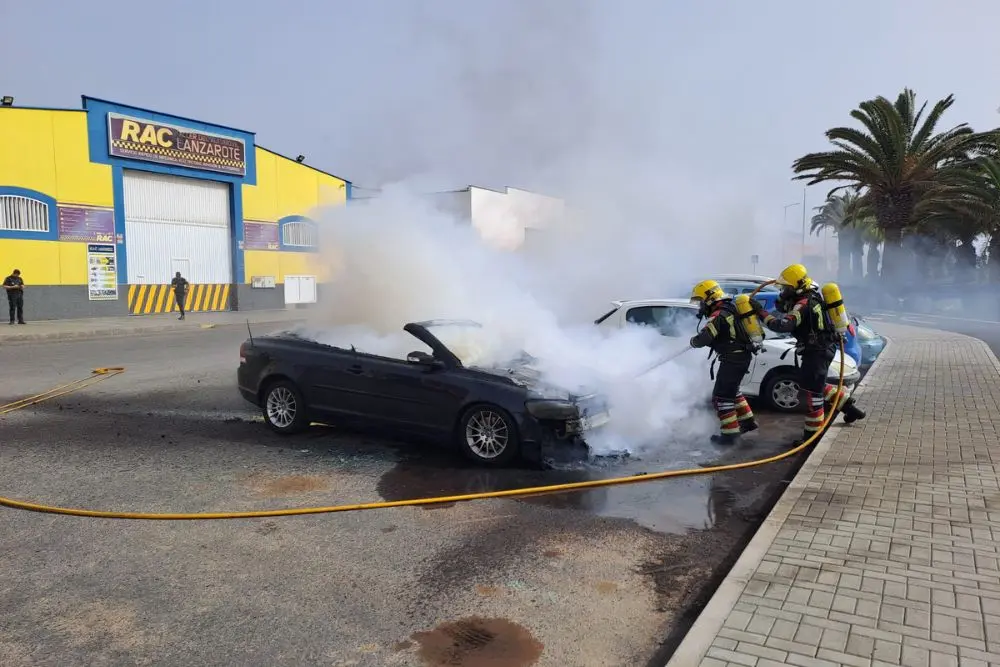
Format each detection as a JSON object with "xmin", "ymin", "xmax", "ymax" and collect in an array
[{"xmin": 123, "ymin": 170, "xmax": 233, "ymax": 285}]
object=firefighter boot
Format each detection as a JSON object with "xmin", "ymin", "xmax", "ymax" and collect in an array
[
  {"xmin": 841, "ymin": 398, "xmax": 866, "ymax": 424},
  {"xmin": 734, "ymin": 396, "xmax": 758, "ymax": 434},
  {"xmin": 710, "ymin": 433, "xmax": 740, "ymax": 445}
]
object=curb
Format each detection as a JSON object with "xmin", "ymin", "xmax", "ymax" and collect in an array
[
  {"xmin": 0, "ymin": 317, "xmax": 306, "ymax": 343},
  {"xmin": 663, "ymin": 335, "xmax": 894, "ymax": 667}
]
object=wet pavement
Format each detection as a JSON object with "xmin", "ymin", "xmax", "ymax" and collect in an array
[
  {"xmin": 376, "ymin": 410, "xmax": 805, "ymax": 535},
  {"xmin": 0, "ymin": 325, "xmax": 812, "ymax": 667}
]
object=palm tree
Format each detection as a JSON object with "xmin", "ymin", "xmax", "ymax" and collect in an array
[
  {"xmin": 857, "ymin": 218, "xmax": 883, "ymax": 280},
  {"xmin": 809, "ymin": 191, "xmax": 866, "ymax": 281},
  {"xmin": 791, "ymin": 88, "xmax": 999, "ymax": 282},
  {"xmin": 968, "ymin": 157, "xmax": 1000, "ymax": 281}
]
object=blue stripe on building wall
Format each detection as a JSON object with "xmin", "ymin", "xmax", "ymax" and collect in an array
[
  {"xmin": 111, "ymin": 167, "xmax": 128, "ymax": 285},
  {"xmin": 231, "ymin": 183, "xmax": 245, "ymax": 287}
]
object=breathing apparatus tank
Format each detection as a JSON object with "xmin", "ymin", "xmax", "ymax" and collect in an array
[
  {"xmin": 821, "ymin": 282, "xmax": 850, "ymax": 335},
  {"xmin": 733, "ymin": 294, "xmax": 764, "ymax": 345}
]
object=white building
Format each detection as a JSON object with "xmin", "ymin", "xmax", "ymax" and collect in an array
[{"xmin": 424, "ymin": 185, "xmax": 565, "ymax": 250}]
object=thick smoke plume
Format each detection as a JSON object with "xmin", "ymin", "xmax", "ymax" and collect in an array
[
  {"xmin": 301, "ymin": 189, "xmax": 717, "ymax": 454},
  {"xmin": 295, "ymin": 1, "xmax": 778, "ymax": 453}
]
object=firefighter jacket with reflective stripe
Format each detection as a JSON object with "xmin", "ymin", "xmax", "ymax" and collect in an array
[
  {"xmin": 689, "ymin": 300, "xmax": 753, "ymax": 360},
  {"xmin": 762, "ymin": 290, "xmax": 839, "ymax": 353}
]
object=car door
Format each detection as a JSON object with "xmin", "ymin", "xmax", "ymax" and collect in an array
[
  {"xmin": 359, "ymin": 356, "xmax": 462, "ymax": 435},
  {"xmin": 299, "ymin": 348, "xmax": 380, "ymax": 419}
]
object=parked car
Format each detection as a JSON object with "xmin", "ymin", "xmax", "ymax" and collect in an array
[
  {"xmin": 714, "ymin": 279, "xmax": 780, "ymax": 311},
  {"xmin": 594, "ymin": 298, "xmax": 861, "ymax": 413},
  {"xmin": 237, "ymin": 319, "xmax": 610, "ymax": 467},
  {"xmin": 712, "ymin": 276, "xmax": 864, "ymax": 366},
  {"xmin": 852, "ymin": 314, "xmax": 886, "ymax": 367}
]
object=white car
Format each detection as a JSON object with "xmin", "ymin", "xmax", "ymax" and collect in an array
[{"xmin": 595, "ymin": 298, "xmax": 860, "ymax": 413}]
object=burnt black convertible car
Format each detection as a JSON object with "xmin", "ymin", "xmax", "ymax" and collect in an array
[{"xmin": 237, "ymin": 319, "xmax": 610, "ymax": 466}]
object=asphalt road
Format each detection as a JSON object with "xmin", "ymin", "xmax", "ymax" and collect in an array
[
  {"xmin": 863, "ymin": 310, "xmax": 1000, "ymax": 356},
  {"xmin": 0, "ymin": 324, "xmax": 809, "ymax": 667}
]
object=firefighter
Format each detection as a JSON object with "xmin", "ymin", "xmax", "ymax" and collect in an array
[
  {"xmin": 689, "ymin": 279, "xmax": 760, "ymax": 444},
  {"xmin": 750, "ymin": 263, "xmax": 866, "ymax": 443}
]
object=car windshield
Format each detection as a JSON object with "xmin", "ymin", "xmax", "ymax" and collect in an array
[{"xmin": 422, "ymin": 321, "xmax": 519, "ymax": 368}]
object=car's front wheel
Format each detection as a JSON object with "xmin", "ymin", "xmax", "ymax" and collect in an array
[
  {"xmin": 262, "ymin": 379, "xmax": 310, "ymax": 434},
  {"xmin": 761, "ymin": 371, "xmax": 802, "ymax": 413},
  {"xmin": 457, "ymin": 404, "xmax": 520, "ymax": 467}
]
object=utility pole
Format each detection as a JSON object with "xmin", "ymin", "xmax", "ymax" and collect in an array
[
  {"xmin": 783, "ymin": 202, "xmax": 800, "ymax": 265},
  {"xmin": 800, "ymin": 187, "xmax": 807, "ymax": 262}
]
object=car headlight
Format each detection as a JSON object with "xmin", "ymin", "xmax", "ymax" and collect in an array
[{"xmin": 525, "ymin": 399, "xmax": 580, "ymax": 420}]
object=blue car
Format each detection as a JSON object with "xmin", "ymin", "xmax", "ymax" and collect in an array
[
  {"xmin": 852, "ymin": 315, "xmax": 886, "ymax": 367},
  {"xmin": 715, "ymin": 279, "xmax": 865, "ymax": 366}
]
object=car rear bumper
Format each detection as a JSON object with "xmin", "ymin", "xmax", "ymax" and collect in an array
[
  {"xmin": 239, "ymin": 387, "xmax": 258, "ymax": 403},
  {"xmin": 237, "ymin": 370, "xmax": 259, "ymax": 406}
]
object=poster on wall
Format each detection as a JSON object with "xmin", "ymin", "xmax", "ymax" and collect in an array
[
  {"xmin": 58, "ymin": 206, "xmax": 116, "ymax": 243},
  {"xmin": 243, "ymin": 221, "xmax": 280, "ymax": 250},
  {"xmin": 87, "ymin": 244, "xmax": 118, "ymax": 301}
]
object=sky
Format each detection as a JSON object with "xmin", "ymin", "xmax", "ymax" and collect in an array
[{"xmin": 4, "ymin": 0, "xmax": 1000, "ymax": 272}]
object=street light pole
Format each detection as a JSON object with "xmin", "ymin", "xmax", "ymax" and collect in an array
[
  {"xmin": 783, "ymin": 202, "xmax": 800, "ymax": 264},
  {"xmin": 800, "ymin": 187, "xmax": 807, "ymax": 261}
]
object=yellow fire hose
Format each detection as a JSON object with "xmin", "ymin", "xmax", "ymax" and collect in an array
[{"xmin": 0, "ymin": 287, "xmax": 847, "ymax": 520}]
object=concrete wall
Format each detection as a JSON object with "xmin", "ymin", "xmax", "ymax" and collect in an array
[
  {"xmin": 469, "ymin": 186, "xmax": 565, "ymax": 250},
  {"xmin": 13, "ymin": 286, "xmax": 129, "ymax": 321}
]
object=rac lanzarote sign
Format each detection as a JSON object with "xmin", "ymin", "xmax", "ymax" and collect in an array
[{"xmin": 107, "ymin": 113, "xmax": 247, "ymax": 177}]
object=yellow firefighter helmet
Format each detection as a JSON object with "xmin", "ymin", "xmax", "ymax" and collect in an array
[
  {"xmin": 691, "ymin": 279, "xmax": 725, "ymax": 305},
  {"xmin": 776, "ymin": 263, "xmax": 811, "ymax": 291}
]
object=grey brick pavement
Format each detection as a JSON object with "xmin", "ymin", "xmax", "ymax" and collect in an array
[{"xmin": 667, "ymin": 323, "xmax": 1000, "ymax": 667}]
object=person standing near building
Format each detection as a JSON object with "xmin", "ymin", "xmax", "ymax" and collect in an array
[
  {"xmin": 3, "ymin": 269, "xmax": 25, "ymax": 325},
  {"xmin": 170, "ymin": 271, "xmax": 190, "ymax": 320}
]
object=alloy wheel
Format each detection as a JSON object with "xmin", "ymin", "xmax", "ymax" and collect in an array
[
  {"xmin": 466, "ymin": 410, "xmax": 510, "ymax": 460},
  {"xmin": 266, "ymin": 386, "xmax": 297, "ymax": 429}
]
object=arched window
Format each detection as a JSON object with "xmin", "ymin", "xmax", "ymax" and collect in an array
[
  {"xmin": 0, "ymin": 188, "xmax": 57, "ymax": 239},
  {"xmin": 278, "ymin": 215, "xmax": 318, "ymax": 251}
]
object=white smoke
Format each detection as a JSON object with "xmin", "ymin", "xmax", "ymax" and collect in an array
[
  {"xmin": 298, "ymin": 186, "xmax": 717, "ymax": 455},
  {"xmin": 291, "ymin": 0, "xmax": 776, "ymax": 454}
]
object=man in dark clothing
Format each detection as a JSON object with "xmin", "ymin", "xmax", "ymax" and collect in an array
[
  {"xmin": 3, "ymin": 269, "xmax": 25, "ymax": 325},
  {"xmin": 170, "ymin": 271, "xmax": 190, "ymax": 320},
  {"xmin": 752, "ymin": 263, "xmax": 865, "ymax": 443},
  {"xmin": 689, "ymin": 279, "xmax": 760, "ymax": 445}
]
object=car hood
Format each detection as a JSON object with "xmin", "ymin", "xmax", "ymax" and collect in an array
[{"xmin": 470, "ymin": 360, "xmax": 594, "ymax": 401}]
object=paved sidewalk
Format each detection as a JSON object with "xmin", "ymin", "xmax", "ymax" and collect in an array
[
  {"xmin": 0, "ymin": 309, "xmax": 308, "ymax": 343},
  {"xmin": 667, "ymin": 322, "xmax": 1000, "ymax": 667}
]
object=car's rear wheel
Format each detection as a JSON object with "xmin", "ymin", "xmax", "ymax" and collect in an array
[
  {"xmin": 262, "ymin": 379, "xmax": 310, "ymax": 434},
  {"xmin": 457, "ymin": 404, "xmax": 520, "ymax": 467},
  {"xmin": 761, "ymin": 370, "xmax": 802, "ymax": 413}
]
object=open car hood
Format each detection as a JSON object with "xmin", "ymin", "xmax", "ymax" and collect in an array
[{"xmin": 470, "ymin": 356, "xmax": 595, "ymax": 401}]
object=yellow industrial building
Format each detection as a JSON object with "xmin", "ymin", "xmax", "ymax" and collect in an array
[{"xmin": 0, "ymin": 95, "xmax": 349, "ymax": 319}]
